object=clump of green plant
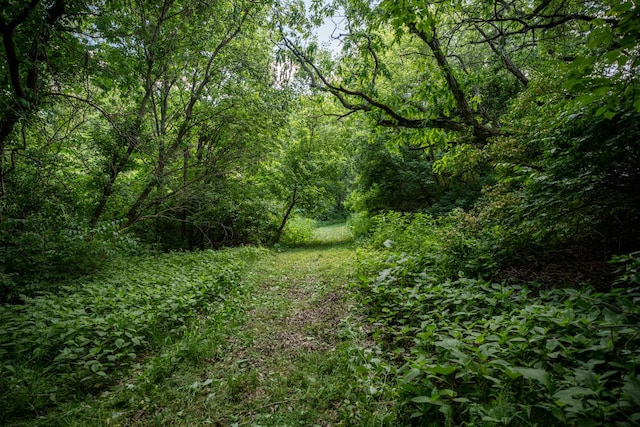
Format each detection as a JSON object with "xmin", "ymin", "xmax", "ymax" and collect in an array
[
  {"xmin": 0, "ymin": 247, "xmax": 263, "ymax": 422},
  {"xmin": 351, "ymin": 210, "xmax": 501, "ymax": 281},
  {"xmin": 353, "ymin": 248, "xmax": 640, "ymax": 425},
  {"xmin": 0, "ymin": 214, "xmax": 145, "ymax": 302},
  {"xmin": 279, "ymin": 215, "xmax": 316, "ymax": 246},
  {"xmin": 611, "ymin": 251, "xmax": 640, "ymax": 286}
]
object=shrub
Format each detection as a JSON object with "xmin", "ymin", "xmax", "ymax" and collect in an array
[
  {"xmin": 611, "ymin": 251, "xmax": 640, "ymax": 287},
  {"xmin": 354, "ymin": 260, "xmax": 640, "ymax": 425},
  {"xmin": 353, "ymin": 210, "xmax": 500, "ymax": 281},
  {"xmin": 0, "ymin": 214, "xmax": 145, "ymax": 302},
  {"xmin": 280, "ymin": 216, "xmax": 316, "ymax": 246}
]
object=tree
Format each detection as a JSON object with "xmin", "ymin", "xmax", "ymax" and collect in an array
[
  {"xmin": 281, "ymin": 0, "xmax": 636, "ymax": 144},
  {"xmin": 72, "ymin": 0, "xmax": 275, "ymax": 229},
  {"xmin": 0, "ymin": 0, "xmax": 88, "ymax": 200},
  {"xmin": 0, "ymin": 0, "xmax": 292, "ymax": 288},
  {"xmin": 281, "ymin": 0, "xmax": 500, "ymax": 147},
  {"xmin": 261, "ymin": 96, "xmax": 351, "ymax": 243},
  {"xmin": 282, "ymin": 0, "xmax": 640, "ymax": 259}
]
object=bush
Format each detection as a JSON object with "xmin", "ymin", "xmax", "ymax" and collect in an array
[
  {"xmin": 354, "ymin": 257, "xmax": 640, "ymax": 425},
  {"xmin": 611, "ymin": 251, "xmax": 640, "ymax": 287},
  {"xmin": 346, "ymin": 211, "xmax": 376, "ymax": 241},
  {"xmin": 353, "ymin": 210, "xmax": 500, "ymax": 281},
  {"xmin": 0, "ymin": 214, "xmax": 146, "ymax": 302},
  {"xmin": 489, "ymin": 93, "xmax": 640, "ymax": 260},
  {"xmin": 279, "ymin": 216, "xmax": 316, "ymax": 246}
]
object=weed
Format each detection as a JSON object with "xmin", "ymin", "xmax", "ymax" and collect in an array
[
  {"xmin": 0, "ymin": 224, "xmax": 386, "ymax": 426},
  {"xmin": 0, "ymin": 247, "xmax": 263, "ymax": 423}
]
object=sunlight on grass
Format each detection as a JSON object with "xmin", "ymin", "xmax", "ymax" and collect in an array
[{"xmin": 304, "ymin": 222, "xmax": 353, "ymax": 247}]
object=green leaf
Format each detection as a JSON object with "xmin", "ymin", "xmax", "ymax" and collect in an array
[
  {"xmin": 574, "ymin": 93, "xmax": 596, "ymax": 105},
  {"xmin": 434, "ymin": 338, "xmax": 462, "ymax": 350},
  {"xmin": 587, "ymin": 27, "xmax": 613, "ymax": 48},
  {"xmin": 595, "ymin": 105, "xmax": 609, "ymax": 117},
  {"xmin": 402, "ymin": 368, "xmax": 421, "ymax": 384},
  {"xmin": 411, "ymin": 396, "xmax": 431, "ymax": 403},
  {"xmin": 623, "ymin": 376, "xmax": 640, "ymax": 406},
  {"xmin": 426, "ymin": 364, "xmax": 457, "ymax": 375},
  {"xmin": 439, "ymin": 404, "xmax": 454, "ymax": 417},
  {"xmin": 553, "ymin": 386, "xmax": 597, "ymax": 405},
  {"xmin": 508, "ymin": 367, "xmax": 551, "ymax": 389}
]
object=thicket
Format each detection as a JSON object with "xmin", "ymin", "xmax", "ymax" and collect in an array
[
  {"xmin": 2, "ymin": 0, "xmax": 640, "ymax": 424},
  {"xmin": 345, "ymin": 97, "xmax": 640, "ymax": 426},
  {"xmin": 327, "ymin": 0, "xmax": 640, "ymax": 423},
  {"xmin": 0, "ymin": 1, "xmax": 356, "ymax": 295}
]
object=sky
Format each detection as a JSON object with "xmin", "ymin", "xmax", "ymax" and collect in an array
[{"xmin": 304, "ymin": 0, "xmax": 345, "ymax": 54}]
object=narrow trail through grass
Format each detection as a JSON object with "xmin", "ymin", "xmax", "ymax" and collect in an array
[
  {"xmin": 208, "ymin": 224, "xmax": 360, "ymax": 425},
  {"xmin": 54, "ymin": 223, "xmax": 376, "ymax": 426}
]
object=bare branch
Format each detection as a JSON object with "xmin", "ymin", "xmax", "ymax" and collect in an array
[
  {"xmin": 464, "ymin": 13, "xmax": 618, "ymax": 43},
  {"xmin": 474, "ymin": 24, "xmax": 529, "ymax": 87}
]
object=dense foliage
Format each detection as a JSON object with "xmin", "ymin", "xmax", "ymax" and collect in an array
[
  {"xmin": 349, "ymin": 216, "xmax": 640, "ymax": 425},
  {"xmin": 0, "ymin": 1, "xmax": 355, "ymax": 296},
  {"xmin": 0, "ymin": 247, "xmax": 262, "ymax": 422},
  {"xmin": 289, "ymin": 0, "xmax": 640, "ymax": 424},
  {"xmin": 288, "ymin": 0, "xmax": 640, "ymax": 264},
  {"xmin": 1, "ymin": 0, "xmax": 640, "ymax": 424}
]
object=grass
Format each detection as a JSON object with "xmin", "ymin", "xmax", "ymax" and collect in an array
[
  {"xmin": 3, "ymin": 223, "xmax": 390, "ymax": 426},
  {"xmin": 309, "ymin": 223, "xmax": 354, "ymax": 246}
]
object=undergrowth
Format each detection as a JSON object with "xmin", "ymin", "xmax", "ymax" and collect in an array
[
  {"xmin": 0, "ymin": 247, "xmax": 264, "ymax": 424},
  {"xmin": 279, "ymin": 215, "xmax": 317, "ymax": 246},
  {"xmin": 4, "ymin": 218, "xmax": 639, "ymax": 426},
  {"xmin": 351, "ymin": 213, "xmax": 640, "ymax": 425}
]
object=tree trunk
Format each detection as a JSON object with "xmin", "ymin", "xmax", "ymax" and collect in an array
[
  {"xmin": 0, "ymin": 0, "xmax": 68, "ymax": 199},
  {"xmin": 273, "ymin": 185, "xmax": 298, "ymax": 244},
  {"xmin": 181, "ymin": 148, "xmax": 189, "ymax": 247},
  {"xmin": 89, "ymin": 0, "xmax": 172, "ymax": 227},
  {"xmin": 90, "ymin": 134, "xmax": 139, "ymax": 228},
  {"xmin": 410, "ymin": 25, "xmax": 497, "ymax": 145}
]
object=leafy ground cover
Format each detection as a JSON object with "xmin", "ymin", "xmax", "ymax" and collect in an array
[
  {"xmin": 3, "ymin": 221, "xmax": 638, "ymax": 426},
  {"xmin": 0, "ymin": 223, "xmax": 387, "ymax": 426},
  {"xmin": 0, "ymin": 247, "xmax": 262, "ymax": 424},
  {"xmin": 351, "ymin": 216, "xmax": 640, "ymax": 426}
]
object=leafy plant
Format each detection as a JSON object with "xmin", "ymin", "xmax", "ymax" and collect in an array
[
  {"xmin": 0, "ymin": 247, "xmax": 263, "ymax": 421},
  {"xmin": 354, "ymin": 247, "xmax": 640, "ymax": 425},
  {"xmin": 280, "ymin": 215, "xmax": 317, "ymax": 246},
  {"xmin": 611, "ymin": 251, "xmax": 640, "ymax": 287}
]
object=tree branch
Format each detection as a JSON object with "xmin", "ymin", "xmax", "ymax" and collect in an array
[
  {"xmin": 474, "ymin": 24, "xmax": 529, "ymax": 87},
  {"xmin": 408, "ymin": 23, "xmax": 498, "ymax": 144},
  {"xmin": 283, "ymin": 37, "xmax": 470, "ymax": 135}
]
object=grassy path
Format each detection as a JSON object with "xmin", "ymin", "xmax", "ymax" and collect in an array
[
  {"xmin": 52, "ymin": 223, "xmax": 378, "ymax": 426},
  {"xmin": 201, "ymin": 224, "xmax": 360, "ymax": 425}
]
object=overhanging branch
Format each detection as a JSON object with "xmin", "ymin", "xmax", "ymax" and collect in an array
[{"xmin": 282, "ymin": 37, "xmax": 473, "ymax": 137}]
